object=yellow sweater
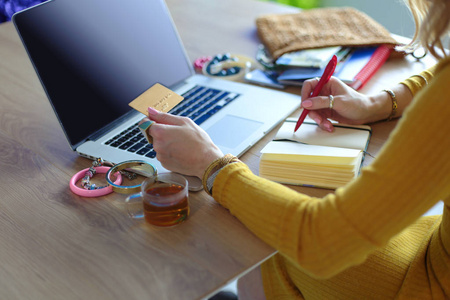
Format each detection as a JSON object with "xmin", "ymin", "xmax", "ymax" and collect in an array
[{"xmin": 212, "ymin": 57, "xmax": 450, "ymax": 299}]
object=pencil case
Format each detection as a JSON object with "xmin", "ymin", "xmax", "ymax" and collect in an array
[{"xmin": 256, "ymin": 7, "xmax": 402, "ymax": 60}]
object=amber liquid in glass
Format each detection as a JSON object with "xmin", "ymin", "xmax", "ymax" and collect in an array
[{"xmin": 143, "ymin": 183, "xmax": 189, "ymax": 227}]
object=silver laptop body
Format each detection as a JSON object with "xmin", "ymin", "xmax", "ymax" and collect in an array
[{"xmin": 13, "ymin": 0, "xmax": 301, "ymax": 173}]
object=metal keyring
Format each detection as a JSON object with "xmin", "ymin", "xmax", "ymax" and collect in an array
[
  {"xmin": 106, "ymin": 160, "xmax": 157, "ymax": 194},
  {"xmin": 411, "ymin": 48, "xmax": 427, "ymax": 60}
]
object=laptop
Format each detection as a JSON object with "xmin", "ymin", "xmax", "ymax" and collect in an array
[{"xmin": 12, "ymin": 0, "xmax": 300, "ymax": 174}]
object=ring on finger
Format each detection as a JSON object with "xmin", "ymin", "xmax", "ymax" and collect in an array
[
  {"xmin": 328, "ymin": 95, "xmax": 335, "ymax": 110},
  {"xmin": 139, "ymin": 120, "xmax": 155, "ymax": 144}
]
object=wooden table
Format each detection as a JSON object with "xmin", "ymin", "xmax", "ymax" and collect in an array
[{"xmin": 0, "ymin": 0, "xmax": 438, "ymax": 299}]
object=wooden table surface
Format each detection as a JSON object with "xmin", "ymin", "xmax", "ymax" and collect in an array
[{"xmin": 0, "ymin": 0, "xmax": 438, "ymax": 299}]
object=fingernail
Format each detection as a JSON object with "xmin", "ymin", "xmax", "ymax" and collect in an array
[
  {"xmin": 325, "ymin": 123, "xmax": 333, "ymax": 132},
  {"xmin": 302, "ymin": 100, "xmax": 312, "ymax": 108},
  {"xmin": 147, "ymin": 107, "xmax": 159, "ymax": 116}
]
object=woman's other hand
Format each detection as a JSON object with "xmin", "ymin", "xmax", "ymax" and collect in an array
[{"xmin": 300, "ymin": 77, "xmax": 384, "ymax": 132}]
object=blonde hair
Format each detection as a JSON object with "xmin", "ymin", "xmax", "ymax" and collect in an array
[{"xmin": 402, "ymin": 0, "xmax": 450, "ymax": 59}]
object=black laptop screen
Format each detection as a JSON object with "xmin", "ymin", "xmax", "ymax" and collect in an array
[{"xmin": 13, "ymin": 0, "xmax": 192, "ymax": 148}]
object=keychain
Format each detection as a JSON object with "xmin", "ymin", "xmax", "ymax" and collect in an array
[{"xmin": 69, "ymin": 158, "xmax": 137, "ymax": 197}]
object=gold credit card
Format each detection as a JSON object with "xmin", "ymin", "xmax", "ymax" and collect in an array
[{"xmin": 128, "ymin": 83, "xmax": 184, "ymax": 115}]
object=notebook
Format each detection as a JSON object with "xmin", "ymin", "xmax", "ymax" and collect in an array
[
  {"xmin": 275, "ymin": 46, "xmax": 343, "ymax": 69},
  {"xmin": 259, "ymin": 118, "xmax": 371, "ymax": 189},
  {"xmin": 336, "ymin": 45, "xmax": 392, "ymax": 90},
  {"xmin": 12, "ymin": 0, "xmax": 300, "ymax": 174}
]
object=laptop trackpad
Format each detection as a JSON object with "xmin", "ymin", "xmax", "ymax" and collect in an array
[{"xmin": 206, "ymin": 115, "xmax": 263, "ymax": 148}]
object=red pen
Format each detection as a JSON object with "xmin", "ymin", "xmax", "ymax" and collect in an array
[{"xmin": 294, "ymin": 55, "xmax": 338, "ymax": 132}]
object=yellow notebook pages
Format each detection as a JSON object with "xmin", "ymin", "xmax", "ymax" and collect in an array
[{"xmin": 259, "ymin": 118, "xmax": 371, "ymax": 189}]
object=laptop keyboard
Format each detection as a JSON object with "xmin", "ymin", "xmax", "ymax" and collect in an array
[
  {"xmin": 170, "ymin": 85, "xmax": 240, "ymax": 124},
  {"xmin": 104, "ymin": 85, "xmax": 240, "ymax": 158},
  {"xmin": 105, "ymin": 124, "xmax": 157, "ymax": 158}
]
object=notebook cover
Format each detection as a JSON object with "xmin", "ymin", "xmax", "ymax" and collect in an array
[{"xmin": 350, "ymin": 45, "xmax": 392, "ymax": 90}]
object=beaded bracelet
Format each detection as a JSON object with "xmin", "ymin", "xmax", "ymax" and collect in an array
[
  {"xmin": 382, "ymin": 89, "xmax": 398, "ymax": 121},
  {"xmin": 202, "ymin": 154, "xmax": 240, "ymax": 196},
  {"xmin": 70, "ymin": 166, "xmax": 122, "ymax": 197},
  {"xmin": 80, "ymin": 158, "xmax": 108, "ymax": 190}
]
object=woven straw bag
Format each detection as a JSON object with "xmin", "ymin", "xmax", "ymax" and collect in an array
[{"xmin": 256, "ymin": 7, "xmax": 400, "ymax": 60}]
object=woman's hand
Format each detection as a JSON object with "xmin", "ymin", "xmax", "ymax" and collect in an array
[
  {"xmin": 300, "ymin": 77, "xmax": 382, "ymax": 132},
  {"xmin": 140, "ymin": 107, "xmax": 223, "ymax": 179}
]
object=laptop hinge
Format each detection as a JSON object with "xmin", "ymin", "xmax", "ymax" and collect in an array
[{"xmin": 169, "ymin": 79, "xmax": 192, "ymax": 93}]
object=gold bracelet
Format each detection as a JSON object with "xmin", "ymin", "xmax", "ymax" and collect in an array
[
  {"xmin": 382, "ymin": 89, "xmax": 398, "ymax": 121},
  {"xmin": 202, "ymin": 154, "xmax": 239, "ymax": 195}
]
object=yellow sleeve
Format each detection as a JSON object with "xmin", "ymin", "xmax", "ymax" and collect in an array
[
  {"xmin": 400, "ymin": 65, "xmax": 436, "ymax": 95},
  {"xmin": 212, "ymin": 57, "xmax": 450, "ymax": 279}
]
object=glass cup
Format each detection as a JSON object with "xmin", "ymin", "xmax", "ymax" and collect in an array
[{"xmin": 125, "ymin": 173, "xmax": 189, "ymax": 227}]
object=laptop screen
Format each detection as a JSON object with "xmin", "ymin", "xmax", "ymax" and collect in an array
[{"xmin": 13, "ymin": 0, "xmax": 192, "ymax": 148}]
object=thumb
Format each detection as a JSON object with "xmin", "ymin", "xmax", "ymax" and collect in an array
[{"xmin": 147, "ymin": 107, "xmax": 185, "ymax": 126}]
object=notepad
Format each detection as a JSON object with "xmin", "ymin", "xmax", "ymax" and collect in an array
[{"xmin": 259, "ymin": 118, "xmax": 371, "ymax": 189}]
